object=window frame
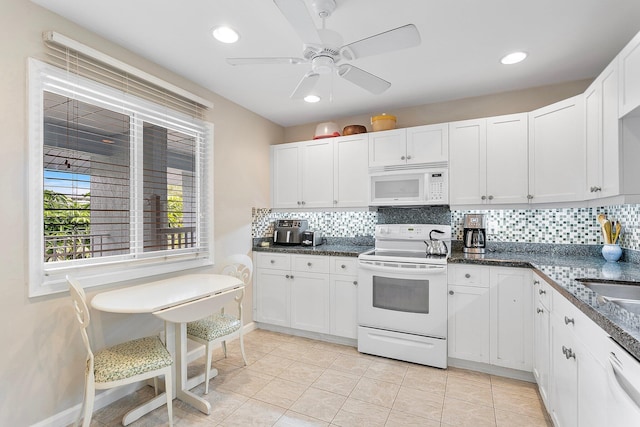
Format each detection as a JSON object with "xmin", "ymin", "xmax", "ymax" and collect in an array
[{"xmin": 28, "ymin": 58, "xmax": 214, "ymax": 296}]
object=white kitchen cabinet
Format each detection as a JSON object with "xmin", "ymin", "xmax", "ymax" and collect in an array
[
  {"xmin": 290, "ymin": 270, "xmax": 331, "ymax": 333},
  {"xmin": 447, "ymin": 283, "xmax": 490, "ymax": 363},
  {"xmin": 447, "ymin": 264, "xmax": 532, "ymax": 372},
  {"xmin": 449, "ymin": 113, "xmax": 528, "ymax": 205},
  {"xmin": 528, "ymin": 95, "xmax": 585, "ymax": 203},
  {"xmin": 329, "ymin": 257, "xmax": 358, "ymax": 339},
  {"xmin": 549, "ymin": 309, "xmax": 579, "ymax": 427},
  {"xmin": 490, "ymin": 267, "xmax": 533, "ymax": 371},
  {"xmin": 585, "ymin": 61, "xmax": 621, "ymax": 199},
  {"xmin": 619, "ymin": 30, "xmax": 640, "ymax": 117},
  {"xmin": 255, "ymin": 268, "xmax": 291, "ymax": 327},
  {"xmin": 271, "ymin": 139, "xmax": 333, "ymax": 208},
  {"xmin": 368, "ymin": 124, "xmax": 448, "ymax": 168},
  {"xmin": 333, "ymin": 134, "xmax": 368, "ymax": 207},
  {"xmin": 532, "ymin": 274, "xmax": 551, "ymax": 407}
]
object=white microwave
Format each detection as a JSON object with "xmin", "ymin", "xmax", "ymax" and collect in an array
[{"xmin": 369, "ymin": 169, "xmax": 448, "ymax": 206}]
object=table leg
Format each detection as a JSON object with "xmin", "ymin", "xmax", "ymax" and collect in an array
[
  {"xmin": 176, "ymin": 322, "xmax": 211, "ymax": 414},
  {"xmin": 121, "ymin": 393, "xmax": 169, "ymax": 426}
]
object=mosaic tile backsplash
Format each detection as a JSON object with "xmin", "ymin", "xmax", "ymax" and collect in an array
[{"xmin": 251, "ymin": 204, "xmax": 640, "ymax": 251}]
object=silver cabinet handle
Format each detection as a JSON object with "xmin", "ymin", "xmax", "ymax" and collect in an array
[
  {"xmin": 297, "ymin": 201, "xmax": 301, "ymax": 205},
  {"xmin": 465, "ymin": 273, "xmax": 471, "ymax": 278},
  {"xmin": 594, "ymin": 186, "xmax": 602, "ymax": 192},
  {"xmin": 537, "ymin": 308, "xmax": 544, "ymax": 314},
  {"xmin": 527, "ymin": 194, "xmax": 534, "ymax": 199},
  {"xmin": 307, "ymin": 262, "xmax": 312, "ymax": 267},
  {"xmin": 563, "ymin": 345, "xmax": 576, "ymax": 360},
  {"xmin": 481, "ymin": 195, "xmax": 487, "ymax": 200},
  {"xmin": 534, "ymin": 280, "xmax": 540, "ymax": 285},
  {"xmin": 564, "ymin": 316, "xmax": 575, "ymax": 325},
  {"xmin": 449, "ymin": 290, "xmax": 454, "ymax": 295},
  {"xmin": 301, "ymin": 201, "xmax": 306, "ymax": 205},
  {"xmin": 290, "ymin": 275, "xmax": 294, "ymax": 279},
  {"xmin": 270, "ymin": 260, "xmax": 275, "ymax": 264},
  {"xmin": 488, "ymin": 195, "xmax": 494, "ymax": 200},
  {"xmin": 334, "ymin": 200, "xmax": 338, "ymax": 204},
  {"xmin": 406, "ymin": 155, "xmax": 412, "ymax": 160},
  {"xmin": 285, "ymin": 274, "xmax": 290, "ymax": 278},
  {"xmin": 539, "ymin": 289, "xmax": 546, "ymax": 295},
  {"xmin": 353, "ymin": 281, "xmax": 358, "ymax": 286},
  {"xmin": 401, "ymin": 155, "xmax": 406, "ymax": 160}
]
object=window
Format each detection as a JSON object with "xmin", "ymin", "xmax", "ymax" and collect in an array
[{"xmin": 29, "ymin": 59, "xmax": 213, "ymax": 296}]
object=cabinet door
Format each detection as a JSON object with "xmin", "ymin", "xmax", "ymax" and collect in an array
[
  {"xmin": 255, "ymin": 269, "xmax": 290, "ymax": 327},
  {"xmin": 271, "ymin": 143, "xmax": 301, "ymax": 208},
  {"xmin": 619, "ymin": 30, "xmax": 640, "ymax": 117},
  {"xmin": 585, "ymin": 80, "xmax": 602, "ymax": 199},
  {"xmin": 406, "ymin": 124, "xmax": 449, "ymax": 165},
  {"xmin": 447, "ymin": 284, "xmax": 490, "ymax": 363},
  {"xmin": 533, "ymin": 298, "xmax": 550, "ymax": 407},
  {"xmin": 290, "ymin": 272, "xmax": 330, "ymax": 333},
  {"xmin": 550, "ymin": 314, "xmax": 578, "ymax": 427},
  {"xmin": 330, "ymin": 275, "xmax": 358, "ymax": 339},
  {"xmin": 333, "ymin": 134, "xmax": 369, "ymax": 207},
  {"xmin": 300, "ymin": 139, "xmax": 334, "ymax": 208},
  {"xmin": 486, "ymin": 114, "xmax": 530, "ymax": 204},
  {"xmin": 368, "ymin": 129, "xmax": 407, "ymax": 167},
  {"xmin": 490, "ymin": 267, "xmax": 533, "ymax": 371},
  {"xmin": 449, "ymin": 119, "xmax": 487, "ymax": 205},
  {"xmin": 528, "ymin": 95, "xmax": 585, "ymax": 203}
]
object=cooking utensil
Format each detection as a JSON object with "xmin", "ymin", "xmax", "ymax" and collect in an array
[
  {"xmin": 342, "ymin": 125, "xmax": 367, "ymax": 135},
  {"xmin": 613, "ymin": 222, "xmax": 622, "ymax": 244},
  {"xmin": 603, "ymin": 220, "xmax": 612, "ymax": 244}
]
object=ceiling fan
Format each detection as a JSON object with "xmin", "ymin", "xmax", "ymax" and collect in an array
[{"xmin": 226, "ymin": 0, "xmax": 421, "ymax": 99}]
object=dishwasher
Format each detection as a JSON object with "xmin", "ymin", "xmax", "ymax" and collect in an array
[{"xmin": 607, "ymin": 338, "xmax": 640, "ymax": 425}]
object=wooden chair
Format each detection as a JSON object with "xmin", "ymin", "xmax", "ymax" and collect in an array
[
  {"xmin": 67, "ymin": 276, "xmax": 174, "ymax": 427},
  {"xmin": 186, "ymin": 254, "xmax": 252, "ymax": 394}
]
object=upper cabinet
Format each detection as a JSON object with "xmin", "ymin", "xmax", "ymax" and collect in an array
[
  {"xmin": 368, "ymin": 124, "xmax": 448, "ymax": 168},
  {"xmin": 449, "ymin": 113, "xmax": 528, "ymax": 206},
  {"xmin": 528, "ymin": 95, "xmax": 585, "ymax": 204},
  {"xmin": 333, "ymin": 134, "xmax": 369, "ymax": 208},
  {"xmin": 585, "ymin": 61, "xmax": 621, "ymax": 199},
  {"xmin": 618, "ymin": 30, "xmax": 640, "ymax": 117},
  {"xmin": 271, "ymin": 139, "xmax": 334, "ymax": 209},
  {"xmin": 271, "ymin": 134, "xmax": 369, "ymax": 209}
]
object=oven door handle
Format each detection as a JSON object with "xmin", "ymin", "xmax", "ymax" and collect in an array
[{"xmin": 358, "ymin": 262, "xmax": 447, "ymax": 275}]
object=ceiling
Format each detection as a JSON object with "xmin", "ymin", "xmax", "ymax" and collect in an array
[{"xmin": 32, "ymin": 0, "xmax": 640, "ymax": 127}]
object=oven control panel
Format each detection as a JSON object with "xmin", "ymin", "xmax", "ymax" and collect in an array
[{"xmin": 376, "ymin": 224, "xmax": 451, "ymax": 240}]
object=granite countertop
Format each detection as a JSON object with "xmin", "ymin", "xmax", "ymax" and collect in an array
[
  {"xmin": 253, "ymin": 243, "xmax": 373, "ymax": 257},
  {"xmin": 450, "ymin": 249, "xmax": 640, "ymax": 360}
]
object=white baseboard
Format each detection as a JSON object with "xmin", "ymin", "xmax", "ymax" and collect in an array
[
  {"xmin": 448, "ymin": 357, "xmax": 535, "ymax": 382},
  {"xmin": 255, "ymin": 322, "xmax": 358, "ymax": 347}
]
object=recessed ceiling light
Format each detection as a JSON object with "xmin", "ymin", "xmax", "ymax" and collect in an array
[
  {"xmin": 212, "ymin": 26, "xmax": 240, "ymax": 44},
  {"xmin": 304, "ymin": 95, "xmax": 321, "ymax": 103},
  {"xmin": 500, "ymin": 51, "xmax": 527, "ymax": 65}
]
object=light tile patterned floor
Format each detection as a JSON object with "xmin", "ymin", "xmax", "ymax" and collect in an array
[{"xmin": 87, "ymin": 329, "xmax": 552, "ymax": 427}]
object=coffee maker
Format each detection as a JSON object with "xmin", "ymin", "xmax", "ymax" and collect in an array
[{"xmin": 463, "ymin": 214, "xmax": 486, "ymax": 254}]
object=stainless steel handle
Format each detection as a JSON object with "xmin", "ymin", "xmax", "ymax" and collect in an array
[
  {"xmin": 488, "ymin": 195, "xmax": 494, "ymax": 200},
  {"xmin": 534, "ymin": 280, "xmax": 540, "ymax": 285},
  {"xmin": 401, "ymin": 155, "xmax": 406, "ymax": 160},
  {"xmin": 353, "ymin": 281, "xmax": 358, "ymax": 286},
  {"xmin": 562, "ymin": 345, "xmax": 576, "ymax": 360},
  {"xmin": 270, "ymin": 260, "xmax": 275, "ymax": 264},
  {"xmin": 334, "ymin": 200, "xmax": 338, "ymax": 204},
  {"xmin": 406, "ymin": 155, "xmax": 412, "ymax": 160},
  {"xmin": 537, "ymin": 308, "xmax": 544, "ymax": 314},
  {"xmin": 465, "ymin": 273, "xmax": 471, "ymax": 278},
  {"xmin": 301, "ymin": 201, "xmax": 306, "ymax": 205},
  {"xmin": 481, "ymin": 195, "xmax": 487, "ymax": 200},
  {"xmin": 564, "ymin": 316, "xmax": 575, "ymax": 325},
  {"xmin": 285, "ymin": 274, "xmax": 290, "ymax": 278},
  {"xmin": 449, "ymin": 290, "xmax": 454, "ymax": 295},
  {"xmin": 594, "ymin": 186, "xmax": 602, "ymax": 192},
  {"xmin": 539, "ymin": 289, "xmax": 546, "ymax": 295},
  {"xmin": 307, "ymin": 262, "xmax": 312, "ymax": 267},
  {"xmin": 290, "ymin": 275, "xmax": 294, "ymax": 279},
  {"xmin": 341, "ymin": 264, "xmax": 346, "ymax": 269},
  {"xmin": 297, "ymin": 201, "xmax": 301, "ymax": 205},
  {"xmin": 527, "ymin": 194, "xmax": 534, "ymax": 199}
]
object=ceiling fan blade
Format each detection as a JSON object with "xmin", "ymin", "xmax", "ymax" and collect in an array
[
  {"xmin": 337, "ymin": 64, "xmax": 391, "ymax": 95},
  {"xmin": 274, "ymin": 0, "xmax": 322, "ymax": 45},
  {"xmin": 227, "ymin": 57, "xmax": 306, "ymax": 66},
  {"xmin": 340, "ymin": 24, "xmax": 421, "ymax": 61},
  {"xmin": 290, "ymin": 71, "xmax": 320, "ymax": 99}
]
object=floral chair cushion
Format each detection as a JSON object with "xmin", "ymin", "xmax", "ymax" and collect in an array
[
  {"xmin": 93, "ymin": 336, "xmax": 173, "ymax": 383},
  {"xmin": 186, "ymin": 313, "xmax": 241, "ymax": 342}
]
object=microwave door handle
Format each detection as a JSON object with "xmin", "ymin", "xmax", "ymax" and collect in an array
[{"xmin": 286, "ymin": 230, "xmax": 291, "ymax": 242}]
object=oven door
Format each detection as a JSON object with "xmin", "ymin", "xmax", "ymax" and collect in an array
[{"xmin": 358, "ymin": 260, "xmax": 447, "ymax": 338}]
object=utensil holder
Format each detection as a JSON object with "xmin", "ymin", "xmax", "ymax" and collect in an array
[{"xmin": 602, "ymin": 244, "xmax": 622, "ymax": 262}]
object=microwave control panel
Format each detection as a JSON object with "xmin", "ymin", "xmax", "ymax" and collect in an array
[{"xmin": 427, "ymin": 172, "xmax": 447, "ymax": 202}]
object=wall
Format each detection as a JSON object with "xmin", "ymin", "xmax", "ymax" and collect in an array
[
  {"xmin": 283, "ymin": 79, "xmax": 592, "ymax": 143},
  {"xmin": 0, "ymin": 1, "xmax": 281, "ymax": 425}
]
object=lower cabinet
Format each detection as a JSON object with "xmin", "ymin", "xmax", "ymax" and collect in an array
[
  {"xmin": 447, "ymin": 264, "xmax": 532, "ymax": 372},
  {"xmin": 533, "ymin": 274, "xmax": 551, "ymax": 407},
  {"xmin": 254, "ymin": 252, "xmax": 357, "ymax": 339}
]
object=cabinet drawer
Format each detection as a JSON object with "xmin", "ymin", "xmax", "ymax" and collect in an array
[
  {"xmin": 552, "ymin": 289, "xmax": 602, "ymax": 346},
  {"xmin": 256, "ymin": 252, "xmax": 291, "ymax": 270},
  {"xmin": 330, "ymin": 257, "xmax": 358, "ymax": 276},
  {"xmin": 293, "ymin": 255, "xmax": 330, "ymax": 273},
  {"xmin": 449, "ymin": 264, "xmax": 490, "ymax": 287}
]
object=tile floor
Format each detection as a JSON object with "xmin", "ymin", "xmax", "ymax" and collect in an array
[{"xmin": 86, "ymin": 329, "xmax": 552, "ymax": 427}]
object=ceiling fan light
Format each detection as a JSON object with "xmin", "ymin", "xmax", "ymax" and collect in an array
[
  {"xmin": 212, "ymin": 26, "xmax": 240, "ymax": 44},
  {"xmin": 500, "ymin": 51, "xmax": 527, "ymax": 65},
  {"xmin": 304, "ymin": 95, "xmax": 321, "ymax": 103}
]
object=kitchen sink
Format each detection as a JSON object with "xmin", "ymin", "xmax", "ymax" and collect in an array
[{"xmin": 578, "ymin": 280, "xmax": 640, "ymax": 301}]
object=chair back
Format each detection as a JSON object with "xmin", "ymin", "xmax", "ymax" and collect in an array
[
  {"xmin": 217, "ymin": 254, "xmax": 253, "ymax": 286},
  {"xmin": 67, "ymin": 275, "xmax": 95, "ymax": 365}
]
